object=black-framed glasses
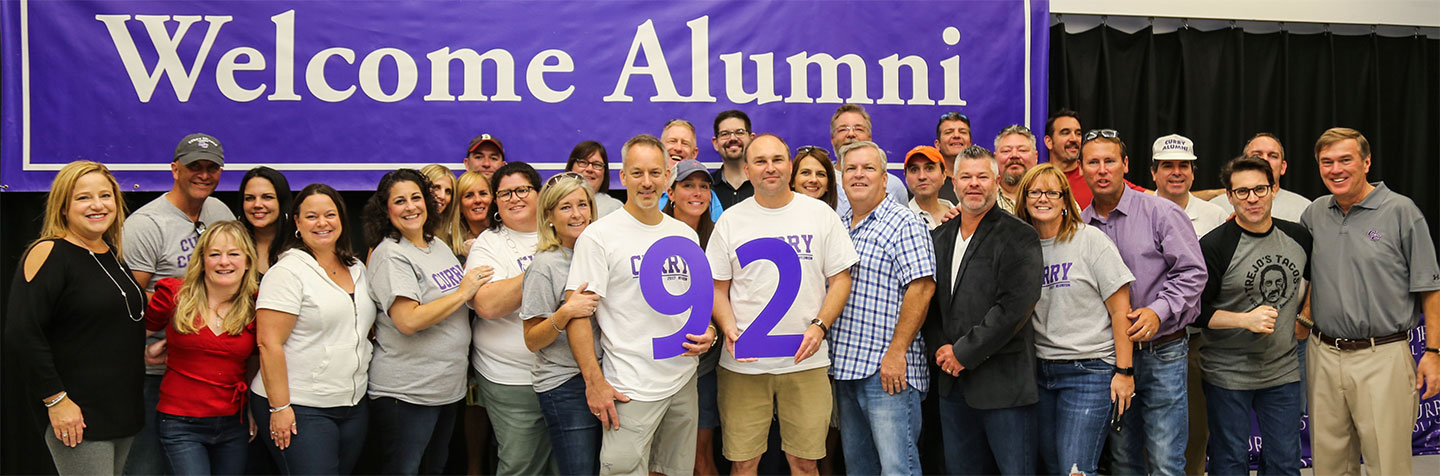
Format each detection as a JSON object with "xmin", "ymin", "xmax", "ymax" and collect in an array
[
  {"xmin": 716, "ymin": 128, "xmax": 749, "ymax": 139},
  {"xmin": 571, "ymin": 158, "xmax": 605, "ymax": 171},
  {"xmin": 939, "ymin": 112, "xmax": 970, "ymax": 123},
  {"xmin": 1228, "ymin": 185, "xmax": 1274, "ymax": 200},
  {"xmin": 193, "ymin": 220, "xmax": 207, "ymax": 236},
  {"xmin": 545, "ymin": 172, "xmax": 588, "ymax": 188},
  {"xmin": 1082, "ymin": 129, "xmax": 1120, "ymax": 143},
  {"xmin": 1025, "ymin": 190, "xmax": 1065, "ymax": 200},
  {"xmin": 495, "ymin": 185, "xmax": 535, "ymax": 201}
]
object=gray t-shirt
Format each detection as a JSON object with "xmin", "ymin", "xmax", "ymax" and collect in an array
[
  {"xmin": 519, "ymin": 247, "xmax": 601, "ymax": 393},
  {"xmin": 124, "ymin": 194, "xmax": 237, "ymax": 291},
  {"xmin": 124, "ymin": 193, "xmax": 235, "ymax": 374},
  {"xmin": 1197, "ymin": 220, "xmax": 1311, "ymax": 390},
  {"xmin": 366, "ymin": 236, "xmax": 472, "ymax": 405},
  {"xmin": 1301, "ymin": 183, "xmax": 1440, "ymax": 339},
  {"xmin": 1033, "ymin": 225, "xmax": 1135, "ymax": 364}
]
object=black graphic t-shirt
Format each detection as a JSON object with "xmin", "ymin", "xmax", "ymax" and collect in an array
[{"xmin": 1196, "ymin": 219, "xmax": 1311, "ymax": 390}]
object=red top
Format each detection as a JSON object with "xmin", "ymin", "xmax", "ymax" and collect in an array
[
  {"xmin": 145, "ymin": 278, "xmax": 257, "ymax": 417},
  {"xmin": 1064, "ymin": 165, "xmax": 1147, "ymax": 209}
]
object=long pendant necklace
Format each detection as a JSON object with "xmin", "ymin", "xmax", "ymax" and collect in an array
[{"xmin": 89, "ymin": 249, "xmax": 143, "ymax": 322}]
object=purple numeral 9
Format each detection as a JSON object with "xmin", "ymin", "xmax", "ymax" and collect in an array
[
  {"xmin": 640, "ymin": 236, "xmax": 714, "ymax": 359},
  {"xmin": 733, "ymin": 238, "xmax": 803, "ymax": 359}
]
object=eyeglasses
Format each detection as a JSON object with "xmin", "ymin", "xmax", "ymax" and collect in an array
[
  {"xmin": 717, "ymin": 129, "xmax": 749, "ymax": 140},
  {"xmin": 1025, "ymin": 190, "xmax": 1065, "ymax": 200},
  {"xmin": 193, "ymin": 220, "xmax": 207, "ymax": 236},
  {"xmin": 1228, "ymin": 185, "xmax": 1274, "ymax": 200},
  {"xmin": 939, "ymin": 112, "xmax": 970, "ymax": 123},
  {"xmin": 495, "ymin": 185, "xmax": 535, "ymax": 201},
  {"xmin": 833, "ymin": 125, "xmax": 867, "ymax": 135},
  {"xmin": 1082, "ymin": 129, "xmax": 1120, "ymax": 143},
  {"xmin": 545, "ymin": 172, "xmax": 588, "ymax": 188},
  {"xmin": 571, "ymin": 158, "xmax": 605, "ymax": 171}
]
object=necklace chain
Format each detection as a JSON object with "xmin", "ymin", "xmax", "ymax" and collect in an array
[{"xmin": 88, "ymin": 248, "xmax": 143, "ymax": 322}]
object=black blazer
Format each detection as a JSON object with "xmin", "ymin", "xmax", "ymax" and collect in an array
[{"xmin": 923, "ymin": 207, "xmax": 1043, "ymax": 409}]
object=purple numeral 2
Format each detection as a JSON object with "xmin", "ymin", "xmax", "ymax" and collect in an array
[{"xmin": 733, "ymin": 238, "xmax": 803, "ymax": 359}]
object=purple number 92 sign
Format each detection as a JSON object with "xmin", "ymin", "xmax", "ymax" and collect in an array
[{"xmin": 639, "ymin": 236, "xmax": 804, "ymax": 360}]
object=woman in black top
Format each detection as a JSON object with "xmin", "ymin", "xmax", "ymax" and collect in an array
[{"xmin": 5, "ymin": 161, "xmax": 147, "ymax": 474}]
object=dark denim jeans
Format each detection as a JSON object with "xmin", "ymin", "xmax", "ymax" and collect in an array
[
  {"xmin": 124, "ymin": 374, "xmax": 170, "ymax": 475},
  {"xmin": 249, "ymin": 392, "xmax": 368, "ymax": 475},
  {"xmin": 157, "ymin": 411, "xmax": 249, "ymax": 475},
  {"xmin": 1037, "ymin": 359, "xmax": 1115, "ymax": 476},
  {"xmin": 369, "ymin": 397, "xmax": 457, "ymax": 475},
  {"xmin": 1109, "ymin": 336, "xmax": 1189, "ymax": 476},
  {"xmin": 834, "ymin": 373, "xmax": 924, "ymax": 476},
  {"xmin": 1203, "ymin": 381, "xmax": 1302, "ymax": 476},
  {"xmin": 535, "ymin": 375, "xmax": 600, "ymax": 476},
  {"xmin": 937, "ymin": 386, "xmax": 1037, "ymax": 475}
]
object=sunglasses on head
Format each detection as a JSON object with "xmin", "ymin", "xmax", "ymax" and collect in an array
[{"xmin": 1082, "ymin": 129, "xmax": 1120, "ymax": 143}]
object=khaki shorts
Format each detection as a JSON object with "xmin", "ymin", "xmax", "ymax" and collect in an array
[
  {"xmin": 600, "ymin": 375, "xmax": 698, "ymax": 476},
  {"xmin": 717, "ymin": 366, "xmax": 831, "ymax": 461}
]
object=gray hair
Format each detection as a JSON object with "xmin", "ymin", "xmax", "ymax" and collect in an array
[
  {"xmin": 837, "ymin": 140, "xmax": 886, "ymax": 169},
  {"xmin": 956, "ymin": 145, "xmax": 999, "ymax": 176},
  {"xmin": 993, "ymin": 124, "xmax": 1037, "ymax": 150}
]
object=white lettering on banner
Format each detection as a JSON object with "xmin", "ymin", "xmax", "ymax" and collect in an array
[{"xmin": 95, "ymin": 11, "xmax": 965, "ymax": 106}]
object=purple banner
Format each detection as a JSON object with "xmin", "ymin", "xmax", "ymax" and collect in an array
[{"xmin": 2, "ymin": 0, "xmax": 1049, "ymax": 191}]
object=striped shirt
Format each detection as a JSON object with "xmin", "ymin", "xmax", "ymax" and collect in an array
[{"xmin": 831, "ymin": 197, "xmax": 937, "ymax": 390}]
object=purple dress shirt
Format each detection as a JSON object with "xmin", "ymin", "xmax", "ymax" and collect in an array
[{"xmin": 1081, "ymin": 189, "xmax": 1207, "ymax": 337}]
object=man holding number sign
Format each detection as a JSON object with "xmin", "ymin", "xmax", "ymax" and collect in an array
[
  {"xmin": 707, "ymin": 134, "xmax": 858, "ymax": 475},
  {"xmin": 566, "ymin": 134, "xmax": 718, "ymax": 476},
  {"xmin": 830, "ymin": 140, "xmax": 937, "ymax": 476}
]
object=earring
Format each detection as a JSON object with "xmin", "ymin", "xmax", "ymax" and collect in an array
[
  {"xmin": 493, "ymin": 211, "xmax": 502, "ymax": 223},
  {"xmin": 295, "ymin": 230, "xmax": 301, "ymax": 239}
]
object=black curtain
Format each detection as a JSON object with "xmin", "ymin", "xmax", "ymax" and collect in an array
[{"xmin": 1050, "ymin": 24, "xmax": 1439, "ymax": 244}]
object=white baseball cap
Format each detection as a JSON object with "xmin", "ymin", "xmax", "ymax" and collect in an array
[{"xmin": 1151, "ymin": 134, "xmax": 1197, "ymax": 161}]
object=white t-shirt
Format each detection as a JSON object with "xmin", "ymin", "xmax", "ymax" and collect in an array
[
  {"xmin": 566, "ymin": 210, "xmax": 700, "ymax": 402},
  {"xmin": 1183, "ymin": 193, "xmax": 1229, "ymax": 237},
  {"xmin": 253, "ymin": 248, "xmax": 376, "ymax": 408},
  {"xmin": 1209, "ymin": 187, "xmax": 1312, "ymax": 223},
  {"xmin": 706, "ymin": 195, "xmax": 859, "ymax": 375},
  {"xmin": 465, "ymin": 226, "xmax": 539, "ymax": 386}
]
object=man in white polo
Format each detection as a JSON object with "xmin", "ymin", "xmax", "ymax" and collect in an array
[
  {"xmin": 708, "ymin": 134, "xmax": 857, "ymax": 475},
  {"xmin": 567, "ymin": 134, "xmax": 718, "ymax": 476}
]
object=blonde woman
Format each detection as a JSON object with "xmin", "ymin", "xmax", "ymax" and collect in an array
[
  {"xmin": 440, "ymin": 171, "xmax": 494, "ymax": 258},
  {"xmin": 519, "ymin": 172, "xmax": 603, "ymax": 475},
  {"xmin": 1013, "ymin": 163, "xmax": 1135, "ymax": 476},
  {"xmin": 6, "ymin": 161, "xmax": 145, "ymax": 474},
  {"xmin": 142, "ymin": 221, "xmax": 260, "ymax": 474},
  {"xmin": 420, "ymin": 164, "xmax": 457, "ymax": 214}
]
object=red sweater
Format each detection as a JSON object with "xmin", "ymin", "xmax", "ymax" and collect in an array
[
  {"xmin": 144, "ymin": 278, "xmax": 257, "ymax": 417},
  {"xmin": 1064, "ymin": 165, "xmax": 1147, "ymax": 209}
]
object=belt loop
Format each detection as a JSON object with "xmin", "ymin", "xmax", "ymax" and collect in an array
[{"xmin": 1369, "ymin": 337, "xmax": 1377, "ymax": 353}]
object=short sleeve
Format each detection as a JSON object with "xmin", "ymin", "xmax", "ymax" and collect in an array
[
  {"xmin": 257, "ymin": 264, "xmax": 304, "ymax": 315},
  {"xmin": 122, "ymin": 214, "xmax": 163, "ymax": 273},
  {"xmin": 144, "ymin": 277, "xmax": 183, "ymax": 332},
  {"xmin": 705, "ymin": 220, "xmax": 735, "ymax": 281},
  {"xmin": 519, "ymin": 256, "xmax": 561, "ymax": 321},
  {"xmin": 567, "ymin": 233, "xmax": 608, "ymax": 298},
  {"xmin": 890, "ymin": 212, "xmax": 937, "ymax": 285},
  {"xmin": 822, "ymin": 211, "xmax": 860, "ymax": 277},
  {"xmin": 1086, "ymin": 229, "xmax": 1135, "ymax": 299},
  {"xmin": 368, "ymin": 249, "xmax": 422, "ymax": 312},
  {"xmin": 1402, "ymin": 208, "xmax": 1440, "ymax": 292},
  {"xmin": 465, "ymin": 234, "xmax": 512, "ymax": 280}
]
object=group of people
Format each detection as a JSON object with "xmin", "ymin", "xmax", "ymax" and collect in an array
[{"xmin": 6, "ymin": 102, "xmax": 1438, "ymax": 476}]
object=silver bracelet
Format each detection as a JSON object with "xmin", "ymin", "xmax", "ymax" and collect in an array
[
  {"xmin": 551, "ymin": 317, "xmax": 566, "ymax": 333},
  {"xmin": 44, "ymin": 391, "xmax": 67, "ymax": 408},
  {"xmin": 269, "ymin": 403, "xmax": 292, "ymax": 413}
]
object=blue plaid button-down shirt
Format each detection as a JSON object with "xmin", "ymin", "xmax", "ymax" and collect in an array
[{"xmin": 831, "ymin": 197, "xmax": 936, "ymax": 391}]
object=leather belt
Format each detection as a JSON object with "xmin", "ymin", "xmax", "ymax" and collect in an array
[
  {"xmin": 1315, "ymin": 330, "xmax": 1409, "ymax": 351},
  {"xmin": 1135, "ymin": 329, "xmax": 1185, "ymax": 351}
]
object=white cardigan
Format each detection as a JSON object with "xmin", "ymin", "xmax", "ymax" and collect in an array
[{"xmin": 252, "ymin": 248, "xmax": 376, "ymax": 408}]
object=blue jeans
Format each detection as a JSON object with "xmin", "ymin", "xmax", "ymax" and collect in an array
[
  {"xmin": 936, "ymin": 386, "xmax": 1037, "ymax": 475},
  {"xmin": 250, "ymin": 392, "xmax": 368, "ymax": 475},
  {"xmin": 156, "ymin": 411, "xmax": 249, "ymax": 475},
  {"xmin": 1109, "ymin": 336, "xmax": 1188, "ymax": 476},
  {"xmin": 834, "ymin": 373, "xmax": 924, "ymax": 476},
  {"xmin": 124, "ymin": 374, "xmax": 169, "ymax": 475},
  {"xmin": 369, "ymin": 397, "xmax": 457, "ymax": 475},
  {"xmin": 1037, "ymin": 359, "xmax": 1114, "ymax": 476},
  {"xmin": 535, "ymin": 376, "xmax": 600, "ymax": 476},
  {"xmin": 1203, "ymin": 381, "xmax": 1301, "ymax": 476}
]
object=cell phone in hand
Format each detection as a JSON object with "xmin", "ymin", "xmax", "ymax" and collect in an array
[{"xmin": 1109, "ymin": 400, "xmax": 1123, "ymax": 432}]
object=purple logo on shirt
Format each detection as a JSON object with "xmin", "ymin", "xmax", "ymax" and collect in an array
[
  {"xmin": 1041, "ymin": 262, "xmax": 1072, "ymax": 289},
  {"xmin": 1367, "ymin": 229, "xmax": 1382, "ymax": 241},
  {"xmin": 432, "ymin": 265, "xmax": 465, "ymax": 291}
]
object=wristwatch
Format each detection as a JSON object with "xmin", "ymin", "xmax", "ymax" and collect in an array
[
  {"xmin": 809, "ymin": 318, "xmax": 829, "ymax": 337},
  {"xmin": 1115, "ymin": 366, "xmax": 1135, "ymax": 377}
]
